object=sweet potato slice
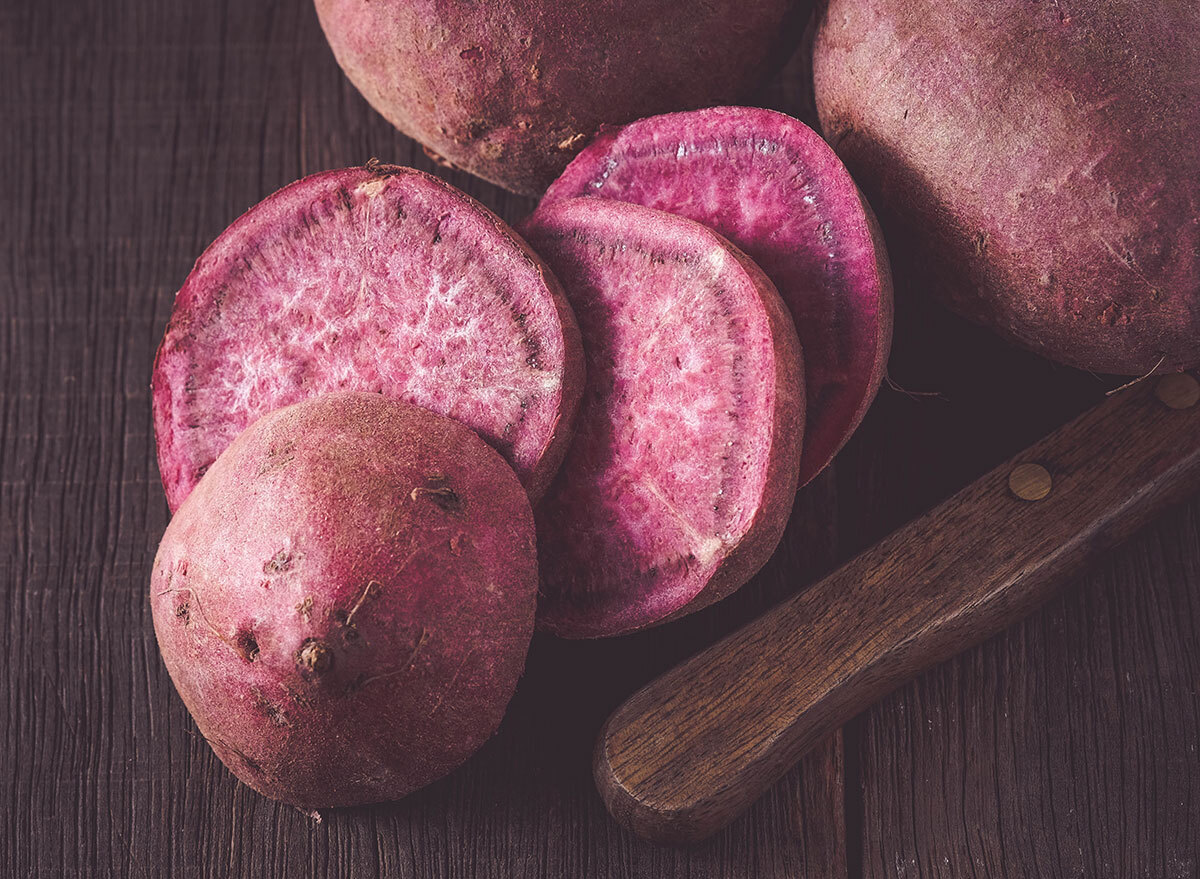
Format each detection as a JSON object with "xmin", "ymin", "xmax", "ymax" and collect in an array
[
  {"xmin": 538, "ymin": 107, "xmax": 892, "ymax": 485},
  {"xmin": 153, "ymin": 164, "xmax": 583, "ymax": 510},
  {"xmin": 521, "ymin": 199, "xmax": 804, "ymax": 638}
]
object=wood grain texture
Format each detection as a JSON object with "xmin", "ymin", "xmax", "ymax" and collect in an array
[
  {"xmin": 858, "ymin": 507, "xmax": 1200, "ymax": 879},
  {"xmin": 0, "ymin": 0, "xmax": 841, "ymax": 876},
  {"xmin": 596, "ymin": 375, "xmax": 1200, "ymax": 843},
  {"xmin": 842, "ymin": 292, "xmax": 1200, "ymax": 878},
  {"xmin": 2, "ymin": 0, "xmax": 1198, "ymax": 876}
]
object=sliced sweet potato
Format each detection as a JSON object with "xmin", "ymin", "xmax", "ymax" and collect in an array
[
  {"xmin": 153, "ymin": 164, "xmax": 583, "ymax": 510},
  {"xmin": 538, "ymin": 107, "xmax": 892, "ymax": 485},
  {"xmin": 521, "ymin": 199, "xmax": 805, "ymax": 638}
]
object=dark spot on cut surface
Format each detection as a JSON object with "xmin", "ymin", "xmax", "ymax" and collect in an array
[{"xmin": 174, "ymin": 601, "xmax": 190, "ymax": 624}]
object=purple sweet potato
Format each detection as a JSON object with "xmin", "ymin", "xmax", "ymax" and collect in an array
[
  {"xmin": 312, "ymin": 0, "xmax": 804, "ymax": 195},
  {"xmin": 520, "ymin": 199, "xmax": 805, "ymax": 638},
  {"xmin": 538, "ymin": 107, "xmax": 893, "ymax": 485},
  {"xmin": 153, "ymin": 164, "xmax": 583, "ymax": 511},
  {"xmin": 813, "ymin": 0, "xmax": 1200, "ymax": 375},
  {"xmin": 150, "ymin": 392, "xmax": 538, "ymax": 807}
]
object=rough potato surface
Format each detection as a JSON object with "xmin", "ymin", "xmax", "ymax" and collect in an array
[
  {"xmin": 814, "ymin": 0, "xmax": 1200, "ymax": 374},
  {"xmin": 150, "ymin": 393, "xmax": 538, "ymax": 807},
  {"xmin": 313, "ymin": 0, "xmax": 802, "ymax": 194}
]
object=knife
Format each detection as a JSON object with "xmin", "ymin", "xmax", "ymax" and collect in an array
[{"xmin": 594, "ymin": 373, "xmax": 1200, "ymax": 843}]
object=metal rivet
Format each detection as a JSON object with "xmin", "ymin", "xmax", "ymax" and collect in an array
[
  {"xmin": 1009, "ymin": 463, "xmax": 1052, "ymax": 501},
  {"xmin": 1155, "ymin": 373, "xmax": 1200, "ymax": 410}
]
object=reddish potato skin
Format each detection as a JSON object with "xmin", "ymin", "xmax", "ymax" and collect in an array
[
  {"xmin": 150, "ymin": 393, "xmax": 537, "ymax": 807},
  {"xmin": 313, "ymin": 0, "xmax": 803, "ymax": 195},
  {"xmin": 813, "ymin": 0, "xmax": 1200, "ymax": 375}
]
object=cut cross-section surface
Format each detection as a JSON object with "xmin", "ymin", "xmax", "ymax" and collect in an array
[
  {"xmin": 521, "ymin": 199, "xmax": 805, "ymax": 638},
  {"xmin": 153, "ymin": 164, "xmax": 583, "ymax": 510},
  {"xmin": 537, "ymin": 106, "xmax": 892, "ymax": 485}
]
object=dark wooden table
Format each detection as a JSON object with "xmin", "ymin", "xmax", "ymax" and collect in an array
[{"xmin": 3, "ymin": 1, "xmax": 1198, "ymax": 876}]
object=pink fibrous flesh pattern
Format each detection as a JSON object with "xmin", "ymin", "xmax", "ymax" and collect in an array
[
  {"xmin": 541, "ymin": 107, "xmax": 890, "ymax": 484},
  {"xmin": 529, "ymin": 200, "xmax": 780, "ymax": 635},
  {"xmin": 154, "ymin": 168, "xmax": 568, "ymax": 510}
]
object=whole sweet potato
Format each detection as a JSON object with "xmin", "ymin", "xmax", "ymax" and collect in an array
[
  {"xmin": 313, "ymin": 0, "xmax": 803, "ymax": 194},
  {"xmin": 813, "ymin": 0, "xmax": 1200, "ymax": 375},
  {"xmin": 150, "ymin": 392, "xmax": 538, "ymax": 807}
]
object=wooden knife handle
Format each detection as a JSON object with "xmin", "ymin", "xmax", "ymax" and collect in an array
[{"xmin": 595, "ymin": 374, "xmax": 1200, "ymax": 844}]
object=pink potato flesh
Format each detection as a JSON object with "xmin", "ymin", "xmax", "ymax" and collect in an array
[
  {"xmin": 537, "ymin": 107, "xmax": 893, "ymax": 486},
  {"xmin": 153, "ymin": 164, "xmax": 583, "ymax": 510},
  {"xmin": 520, "ymin": 199, "xmax": 805, "ymax": 638},
  {"xmin": 150, "ymin": 392, "xmax": 539, "ymax": 807}
]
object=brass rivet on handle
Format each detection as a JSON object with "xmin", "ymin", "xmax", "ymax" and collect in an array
[
  {"xmin": 1155, "ymin": 373, "xmax": 1200, "ymax": 410},
  {"xmin": 1009, "ymin": 463, "xmax": 1052, "ymax": 501}
]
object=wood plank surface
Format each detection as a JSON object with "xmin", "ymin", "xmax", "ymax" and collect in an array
[
  {"xmin": 2, "ymin": 0, "xmax": 1197, "ymax": 877},
  {"xmin": 858, "ymin": 507, "xmax": 1200, "ymax": 879}
]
